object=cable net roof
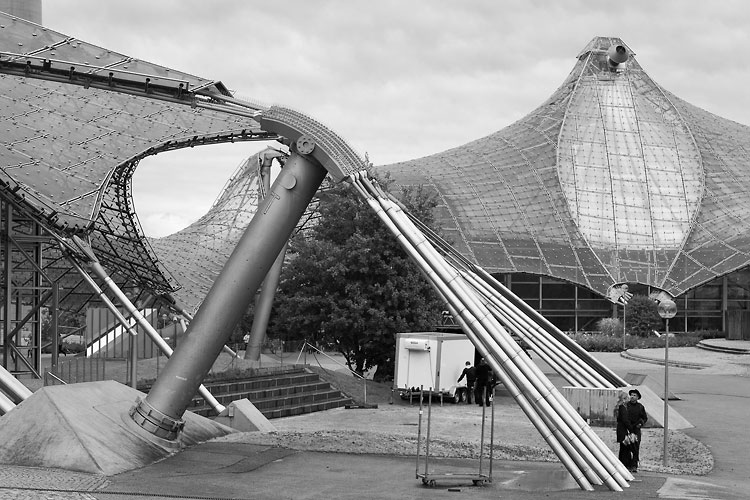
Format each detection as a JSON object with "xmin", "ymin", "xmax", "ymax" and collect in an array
[
  {"xmin": 0, "ymin": 12, "xmax": 275, "ymax": 311},
  {"xmin": 149, "ymin": 148, "xmax": 327, "ymax": 313},
  {"xmin": 375, "ymin": 36, "xmax": 750, "ymax": 297},
  {"xmin": 1, "ymin": 11, "xmax": 366, "ymax": 315}
]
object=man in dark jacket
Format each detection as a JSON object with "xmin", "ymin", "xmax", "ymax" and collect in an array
[
  {"xmin": 625, "ymin": 388, "xmax": 648, "ymax": 472},
  {"xmin": 457, "ymin": 361, "xmax": 476, "ymax": 404},
  {"xmin": 474, "ymin": 358, "xmax": 493, "ymax": 406}
]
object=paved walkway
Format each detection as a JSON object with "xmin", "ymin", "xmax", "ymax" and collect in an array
[{"xmin": 1, "ymin": 342, "xmax": 748, "ymax": 500}]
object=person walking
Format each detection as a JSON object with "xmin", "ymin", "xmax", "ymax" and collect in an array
[
  {"xmin": 457, "ymin": 361, "xmax": 476, "ymax": 404},
  {"xmin": 474, "ymin": 358, "xmax": 493, "ymax": 406},
  {"xmin": 614, "ymin": 390, "xmax": 633, "ymax": 470},
  {"xmin": 625, "ymin": 388, "xmax": 648, "ymax": 472}
]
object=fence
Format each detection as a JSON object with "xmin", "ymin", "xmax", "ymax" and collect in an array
[{"xmin": 46, "ymin": 357, "xmax": 107, "ymax": 385}]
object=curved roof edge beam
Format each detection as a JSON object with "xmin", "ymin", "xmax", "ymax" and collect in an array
[{"xmin": 260, "ymin": 106, "xmax": 368, "ymax": 182}]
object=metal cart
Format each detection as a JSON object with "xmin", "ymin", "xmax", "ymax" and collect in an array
[{"xmin": 415, "ymin": 386, "xmax": 494, "ymax": 487}]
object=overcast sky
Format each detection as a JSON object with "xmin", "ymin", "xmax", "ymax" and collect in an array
[{"xmin": 41, "ymin": 0, "xmax": 750, "ymax": 237}]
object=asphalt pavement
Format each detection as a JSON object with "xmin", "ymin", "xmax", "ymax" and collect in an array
[{"xmin": 1, "ymin": 340, "xmax": 748, "ymax": 500}]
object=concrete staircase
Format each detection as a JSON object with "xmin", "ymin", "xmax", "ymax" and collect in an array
[{"xmin": 181, "ymin": 365, "xmax": 352, "ymax": 419}]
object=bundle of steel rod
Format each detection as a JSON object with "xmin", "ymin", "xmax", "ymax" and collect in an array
[
  {"xmin": 386, "ymin": 192, "xmax": 627, "ymax": 389},
  {"xmin": 350, "ymin": 171, "xmax": 632, "ymax": 492},
  {"xmin": 0, "ymin": 364, "xmax": 32, "ymax": 415}
]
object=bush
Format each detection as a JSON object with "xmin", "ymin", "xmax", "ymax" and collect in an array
[
  {"xmin": 625, "ymin": 295, "xmax": 663, "ymax": 337},
  {"xmin": 62, "ymin": 342, "xmax": 85, "ymax": 354},
  {"xmin": 691, "ymin": 329, "xmax": 724, "ymax": 339},
  {"xmin": 568, "ymin": 330, "xmax": 725, "ymax": 352},
  {"xmin": 596, "ymin": 317, "xmax": 622, "ymax": 336},
  {"xmin": 571, "ymin": 332, "xmax": 625, "ymax": 351}
]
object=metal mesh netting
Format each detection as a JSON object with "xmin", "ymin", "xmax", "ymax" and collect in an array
[
  {"xmin": 149, "ymin": 148, "xmax": 330, "ymax": 313},
  {"xmin": 0, "ymin": 12, "xmax": 274, "ymax": 310},
  {"xmin": 375, "ymin": 36, "xmax": 750, "ymax": 297}
]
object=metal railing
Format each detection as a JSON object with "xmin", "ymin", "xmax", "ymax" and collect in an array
[
  {"xmin": 46, "ymin": 357, "xmax": 106, "ymax": 385},
  {"xmin": 296, "ymin": 341, "xmax": 368, "ymax": 406}
]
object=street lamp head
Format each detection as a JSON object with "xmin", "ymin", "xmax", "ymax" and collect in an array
[{"xmin": 658, "ymin": 299, "xmax": 677, "ymax": 319}]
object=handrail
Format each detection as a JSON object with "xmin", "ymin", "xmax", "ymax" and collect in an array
[
  {"xmin": 296, "ymin": 341, "xmax": 368, "ymax": 406},
  {"xmin": 44, "ymin": 371, "xmax": 67, "ymax": 385}
]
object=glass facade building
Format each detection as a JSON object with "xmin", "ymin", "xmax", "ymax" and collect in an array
[{"xmin": 498, "ymin": 271, "xmax": 748, "ymax": 333}]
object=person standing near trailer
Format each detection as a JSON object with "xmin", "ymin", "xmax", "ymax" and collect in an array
[
  {"xmin": 457, "ymin": 361, "xmax": 476, "ymax": 404},
  {"xmin": 474, "ymin": 358, "xmax": 493, "ymax": 406}
]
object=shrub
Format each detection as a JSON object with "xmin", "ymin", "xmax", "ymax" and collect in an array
[
  {"xmin": 625, "ymin": 295, "xmax": 662, "ymax": 337},
  {"xmin": 62, "ymin": 342, "xmax": 85, "ymax": 354},
  {"xmin": 571, "ymin": 332, "xmax": 625, "ymax": 351},
  {"xmin": 568, "ymin": 330, "xmax": 724, "ymax": 351},
  {"xmin": 692, "ymin": 329, "xmax": 725, "ymax": 339},
  {"xmin": 596, "ymin": 317, "xmax": 622, "ymax": 337}
]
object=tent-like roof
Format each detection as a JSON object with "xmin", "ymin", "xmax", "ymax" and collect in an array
[
  {"xmin": 375, "ymin": 36, "xmax": 750, "ymax": 297},
  {"xmin": 0, "ymin": 11, "xmax": 274, "ymax": 311},
  {"xmin": 0, "ymin": 11, "xmax": 364, "ymax": 314}
]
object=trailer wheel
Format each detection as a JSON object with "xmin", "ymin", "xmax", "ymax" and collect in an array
[
  {"xmin": 457, "ymin": 389, "xmax": 467, "ymax": 403},
  {"xmin": 449, "ymin": 388, "xmax": 466, "ymax": 404}
]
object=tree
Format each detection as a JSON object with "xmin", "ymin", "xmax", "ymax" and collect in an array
[
  {"xmin": 270, "ymin": 174, "xmax": 444, "ymax": 380},
  {"xmin": 625, "ymin": 295, "xmax": 662, "ymax": 337}
]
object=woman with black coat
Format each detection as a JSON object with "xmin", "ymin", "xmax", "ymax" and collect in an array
[{"xmin": 615, "ymin": 390, "xmax": 633, "ymax": 469}]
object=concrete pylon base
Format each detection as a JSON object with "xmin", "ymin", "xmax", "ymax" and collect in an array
[
  {"xmin": 0, "ymin": 380, "xmax": 235, "ymax": 475},
  {"xmin": 215, "ymin": 398, "xmax": 276, "ymax": 432}
]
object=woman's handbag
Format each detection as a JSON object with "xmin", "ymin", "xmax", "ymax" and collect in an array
[{"xmin": 622, "ymin": 432, "xmax": 638, "ymax": 445}]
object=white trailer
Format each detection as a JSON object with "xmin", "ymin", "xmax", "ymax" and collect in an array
[{"xmin": 393, "ymin": 332, "xmax": 476, "ymax": 403}]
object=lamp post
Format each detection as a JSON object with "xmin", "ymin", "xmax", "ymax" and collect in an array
[
  {"xmin": 657, "ymin": 298, "xmax": 677, "ymax": 467},
  {"xmin": 622, "ymin": 288, "xmax": 627, "ymax": 350}
]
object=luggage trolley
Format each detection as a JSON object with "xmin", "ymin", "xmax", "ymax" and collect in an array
[{"xmin": 415, "ymin": 386, "xmax": 494, "ymax": 487}]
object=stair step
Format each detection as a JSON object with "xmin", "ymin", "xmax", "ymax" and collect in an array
[
  {"xmin": 191, "ymin": 381, "xmax": 334, "ymax": 406},
  {"xmin": 191, "ymin": 387, "xmax": 349, "ymax": 412},
  {"xmin": 262, "ymin": 398, "xmax": 353, "ymax": 419},
  {"xmin": 170, "ymin": 366, "xmax": 353, "ymax": 419},
  {"xmin": 202, "ymin": 373, "xmax": 321, "ymax": 395}
]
